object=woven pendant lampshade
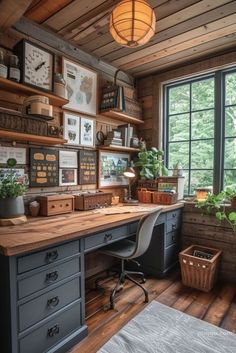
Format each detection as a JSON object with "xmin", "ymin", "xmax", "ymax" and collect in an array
[{"xmin": 109, "ymin": 0, "xmax": 156, "ymax": 47}]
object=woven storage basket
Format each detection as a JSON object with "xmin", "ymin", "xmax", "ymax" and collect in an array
[
  {"xmin": 152, "ymin": 191, "xmax": 178, "ymax": 205},
  {"xmin": 137, "ymin": 188, "xmax": 153, "ymax": 203},
  {"xmin": 179, "ymin": 245, "xmax": 222, "ymax": 292}
]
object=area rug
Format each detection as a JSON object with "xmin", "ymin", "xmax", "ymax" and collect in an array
[{"xmin": 98, "ymin": 301, "xmax": 236, "ymax": 353}]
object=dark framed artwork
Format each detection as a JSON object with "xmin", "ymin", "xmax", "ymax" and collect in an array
[
  {"xmin": 98, "ymin": 150, "xmax": 130, "ymax": 188},
  {"xmin": 78, "ymin": 150, "xmax": 97, "ymax": 185},
  {"xmin": 30, "ymin": 148, "xmax": 58, "ymax": 187}
]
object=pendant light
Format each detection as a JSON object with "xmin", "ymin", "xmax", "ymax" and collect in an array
[{"xmin": 109, "ymin": 0, "xmax": 156, "ymax": 48}]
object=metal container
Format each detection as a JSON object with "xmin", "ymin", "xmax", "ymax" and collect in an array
[{"xmin": 0, "ymin": 196, "xmax": 25, "ymax": 218}]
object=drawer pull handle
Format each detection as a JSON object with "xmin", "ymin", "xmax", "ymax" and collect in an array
[
  {"xmin": 172, "ymin": 235, "xmax": 176, "ymax": 242},
  {"xmin": 48, "ymin": 324, "xmax": 60, "ymax": 337},
  {"xmin": 104, "ymin": 233, "xmax": 112, "ymax": 242},
  {"xmin": 66, "ymin": 203, "xmax": 70, "ymax": 206},
  {"xmin": 172, "ymin": 224, "xmax": 177, "ymax": 230},
  {"xmin": 172, "ymin": 213, "xmax": 176, "ymax": 218},
  {"xmin": 45, "ymin": 271, "xmax": 58, "ymax": 284},
  {"xmin": 45, "ymin": 250, "xmax": 58, "ymax": 263},
  {"xmin": 47, "ymin": 296, "xmax": 60, "ymax": 308},
  {"xmin": 51, "ymin": 205, "xmax": 56, "ymax": 208}
]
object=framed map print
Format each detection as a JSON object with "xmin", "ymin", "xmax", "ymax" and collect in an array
[
  {"xmin": 80, "ymin": 116, "xmax": 95, "ymax": 147},
  {"xmin": 63, "ymin": 58, "xmax": 97, "ymax": 116},
  {"xmin": 63, "ymin": 112, "xmax": 80, "ymax": 146}
]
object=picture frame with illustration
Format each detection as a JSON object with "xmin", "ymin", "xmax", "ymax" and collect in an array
[
  {"xmin": 80, "ymin": 116, "xmax": 95, "ymax": 147},
  {"xmin": 59, "ymin": 168, "xmax": 78, "ymax": 186},
  {"xmin": 62, "ymin": 57, "xmax": 97, "ymax": 116},
  {"xmin": 63, "ymin": 112, "xmax": 80, "ymax": 146},
  {"xmin": 98, "ymin": 150, "xmax": 130, "ymax": 188}
]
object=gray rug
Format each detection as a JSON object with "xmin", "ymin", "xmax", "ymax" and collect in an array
[{"xmin": 98, "ymin": 301, "xmax": 236, "ymax": 353}]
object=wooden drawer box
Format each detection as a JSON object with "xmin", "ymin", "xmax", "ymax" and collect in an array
[{"xmin": 37, "ymin": 194, "xmax": 74, "ymax": 216}]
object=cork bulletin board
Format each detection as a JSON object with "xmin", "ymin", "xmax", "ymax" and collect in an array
[
  {"xmin": 78, "ymin": 150, "xmax": 97, "ymax": 184},
  {"xmin": 30, "ymin": 148, "xmax": 59, "ymax": 187}
]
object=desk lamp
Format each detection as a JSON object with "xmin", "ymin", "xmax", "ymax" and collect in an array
[{"xmin": 123, "ymin": 166, "xmax": 139, "ymax": 204}]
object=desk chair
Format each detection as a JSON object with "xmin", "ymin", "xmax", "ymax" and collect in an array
[{"xmin": 100, "ymin": 208, "xmax": 162, "ymax": 309}]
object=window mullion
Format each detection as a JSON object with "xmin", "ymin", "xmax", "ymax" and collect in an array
[{"xmin": 214, "ymin": 71, "xmax": 223, "ymax": 194}]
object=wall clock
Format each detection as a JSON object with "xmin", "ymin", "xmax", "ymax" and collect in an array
[{"xmin": 14, "ymin": 39, "xmax": 54, "ymax": 92}]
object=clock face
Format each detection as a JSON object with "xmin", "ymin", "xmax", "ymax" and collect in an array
[{"xmin": 24, "ymin": 42, "xmax": 53, "ymax": 91}]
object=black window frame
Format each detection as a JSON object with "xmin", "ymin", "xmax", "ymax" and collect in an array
[{"xmin": 163, "ymin": 67, "xmax": 236, "ymax": 195}]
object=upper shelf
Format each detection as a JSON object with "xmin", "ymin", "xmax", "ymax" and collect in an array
[
  {"xmin": 100, "ymin": 110, "xmax": 144, "ymax": 124},
  {"xmin": 99, "ymin": 145, "xmax": 140, "ymax": 152},
  {"xmin": 0, "ymin": 77, "xmax": 69, "ymax": 107}
]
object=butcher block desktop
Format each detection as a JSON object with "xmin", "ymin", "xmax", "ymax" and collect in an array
[{"xmin": 0, "ymin": 203, "xmax": 183, "ymax": 353}]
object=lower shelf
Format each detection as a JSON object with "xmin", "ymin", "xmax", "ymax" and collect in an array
[{"xmin": 0, "ymin": 130, "xmax": 67, "ymax": 145}]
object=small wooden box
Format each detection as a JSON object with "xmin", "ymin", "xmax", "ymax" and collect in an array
[
  {"xmin": 37, "ymin": 194, "xmax": 74, "ymax": 216},
  {"xmin": 152, "ymin": 191, "xmax": 178, "ymax": 205},
  {"xmin": 74, "ymin": 192, "xmax": 112, "ymax": 211}
]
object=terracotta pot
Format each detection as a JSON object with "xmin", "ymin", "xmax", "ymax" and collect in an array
[
  {"xmin": 231, "ymin": 196, "xmax": 236, "ymax": 208},
  {"xmin": 0, "ymin": 196, "xmax": 25, "ymax": 219}
]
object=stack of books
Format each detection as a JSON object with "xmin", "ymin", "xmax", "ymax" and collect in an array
[
  {"xmin": 103, "ymin": 130, "xmax": 123, "ymax": 146},
  {"xmin": 100, "ymin": 85, "xmax": 125, "ymax": 112},
  {"xmin": 118, "ymin": 123, "xmax": 134, "ymax": 147}
]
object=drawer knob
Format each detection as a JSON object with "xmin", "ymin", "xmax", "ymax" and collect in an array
[
  {"xmin": 104, "ymin": 233, "xmax": 112, "ymax": 242},
  {"xmin": 172, "ymin": 235, "xmax": 176, "ymax": 242},
  {"xmin": 47, "ymin": 296, "xmax": 60, "ymax": 308},
  {"xmin": 45, "ymin": 250, "xmax": 58, "ymax": 263},
  {"xmin": 66, "ymin": 203, "xmax": 70, "ymax": 207},
  {"xmin": 172, "ymin": 224, "xmax": 177, "ymax": 230},
  {"xmin": 45, "ymin": 270, "xmax": 59, "ymax": 284},
  {"xmin": 48, "ymin": 324, "xmax": 60, "ymax": 337}
]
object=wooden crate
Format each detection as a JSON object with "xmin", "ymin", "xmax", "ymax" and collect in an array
[
  {"xmin": 179, "ymin": 245, "xmax": 222, "ymax": 292},
  {"xmin": 37, "ymin": 194, "xmax": 74, "ymax": 216},
  {"xmin": 152, "ymin": 191, "xmax": 178, "ymax": 205}
]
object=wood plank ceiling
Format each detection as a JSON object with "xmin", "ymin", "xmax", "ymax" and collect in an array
[{"xmin": 23, "ymin": 0, "xmax": 236, "ymax": 77}]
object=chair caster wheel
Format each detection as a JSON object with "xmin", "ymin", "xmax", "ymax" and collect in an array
[{"xmin": 140, "ymin": 278, "xmax": 146, "ymax": 284}]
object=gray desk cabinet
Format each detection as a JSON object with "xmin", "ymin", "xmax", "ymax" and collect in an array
[
  {"xmin": 129, "ymin": 209, "xmax": 182, "ymax": 277},
  {"xmin": 0, "ymin": 239, "xmax": 87, "ymax": 353}
]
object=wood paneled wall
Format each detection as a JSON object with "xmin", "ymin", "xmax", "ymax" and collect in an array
[{"xmin": 137, "ymin": 50, "xmax": 236, "ymax": 148}]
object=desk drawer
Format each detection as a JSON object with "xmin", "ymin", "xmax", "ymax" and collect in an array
[
  {"xmin": 84, "ymin": 225, "xmax": 128, "ymax": 251},
  {"xmin": 166, "ymin": 217, "xmax": 181, "ymax": 233},
  {"xmin": 165, "ymin": 230, "xmax": 179, "ymax": 248},
  {"xmin": 19, "ymin": 301, "xmax": 82, "ymax": 353},
  {"xmin": 18, "ymin": 257, "xmax": 80, "ymax": 299},
  {"xmin": 164, "ymin": 243, "xmax": 179, "ymax": 270},
  {"xmin": 19, "ymin": 277, "xmax": 81, "ymax": 332},
  {"xmin": 17, "ymin": 240, "xmax": 80, "ymax": 274},
  {"xmin": 166, "ymin": 209, "xmax": 182, "ymax": 221}
]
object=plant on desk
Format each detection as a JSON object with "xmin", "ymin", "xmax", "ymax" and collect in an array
[
  {"xmin": 0, "ymin": 158, "xmax": 27, "ymax": 219},
  {"xmin": 134, "ymin": 147, "xmax": 168, "ymax": 179},
  {"xmin": 195, "ymin": 187, "xmax": 236, "ymax": 233}
]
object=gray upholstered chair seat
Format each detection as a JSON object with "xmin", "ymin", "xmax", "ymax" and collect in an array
[{"xmin": 101, "ymin": 239, "xmax": 136, "ymax": 259}]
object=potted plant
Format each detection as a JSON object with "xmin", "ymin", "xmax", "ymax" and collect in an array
[
  {"xmin": 134, "ymin": 147, "xmax": 168, "ymax": 179},
  {"xmin": 0, "ymin": 158, "xmax": 27, "ymax": 219},
  {"xmin": 195, "ymin": 187, "xmax": 236, "ymax": 233}
]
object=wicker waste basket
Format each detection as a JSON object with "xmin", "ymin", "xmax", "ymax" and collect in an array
[{"xmin": 179, "ymin": 245, "xmax": 222, "ymax": 292}]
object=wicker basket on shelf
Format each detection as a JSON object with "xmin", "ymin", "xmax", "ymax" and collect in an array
[
  {"xmin": 152, "ymin": 191, "xmax": 178, "ymax": 205},
  {"xmin": 137, "ymin": 188, "xmax": 153, "ymax": 203},
  {"xmin": 179, "ymin": 245, "xmax": 222, "ymax": 292}
]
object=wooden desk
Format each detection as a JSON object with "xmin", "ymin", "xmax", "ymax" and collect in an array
[{"xmin": 0, "ymin": 203, "xmax": 183, "ymax": 353}]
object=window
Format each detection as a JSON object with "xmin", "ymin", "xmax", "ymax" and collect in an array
[{"xmin": 164, "ymin": 69, "xmax": 236, "ymax": 195}]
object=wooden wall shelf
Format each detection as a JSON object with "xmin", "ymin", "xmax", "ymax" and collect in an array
[
  {"xmin": 99, "ymin": 145, "xmax": 140, "ymax": 152},
  {"xmin": 0, "ymin": 130, "xmax": 67, "ymax": 145},
  {"xmin": 100, "ymin": 110, "xmax": 144, "ymax": 124},
  {"xmin": 0, "ymin": 77, "xmax": 69, "ymax": 107}
]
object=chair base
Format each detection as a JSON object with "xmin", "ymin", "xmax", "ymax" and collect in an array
[{"xmin": 110, "ymin": 269, "xmax": 149, "ymax": 310}]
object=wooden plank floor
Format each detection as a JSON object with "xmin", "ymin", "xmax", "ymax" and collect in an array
[{"xmin": 69, "ymin": 272, "xmax": 236, "ymax": 353}]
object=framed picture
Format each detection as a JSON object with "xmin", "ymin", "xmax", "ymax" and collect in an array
[
  {"xmin": 80, "ymin": 116, "xmax": 95, "ymax": 147},
  {"xmin": 63, "ymin": 57, "xmax": 97, "ymax": 116},
  {"xmin": 0, "ymin": 147, "xmax": 26, "ymax": 164},
  {"xmin": 78, "ymin": 150, "xmax": 97, "ymax": 184},
  {"xmin": 30, "ymin": 148, "xmax": 58, "ymax": 187},
  {"xmin": 98, "ymin": 151, "xmax": 130, "ymax": 188},
  {"xmin": 59, "ymin": 150, "xmax": 78, "ymax": 168},
  {"xmin": 63, "ymin": 112, "xmax": 80, "ymax": 145},
  {"xmin": 59, "ymin": 168, "xmax": 78, "ymax": 186}
]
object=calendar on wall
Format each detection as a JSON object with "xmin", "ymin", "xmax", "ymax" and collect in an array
[{"xmin": 30, "ymin": 148, "xmax": 58, "ymax": 187}]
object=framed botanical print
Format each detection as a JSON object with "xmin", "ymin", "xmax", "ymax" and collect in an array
[
  {"xmin": 62, "ymin": 57, "xmax": 97, "ymax": 116},
  {"xmin": 80, "ymin": 116, "xmax": 95, "ymax": 147},
  {"xmin": 63, "ymin": 112, "xmax": 80, "ymax": 146},
  {"xmin": 59, "ymin": 168, "xmax": 77, "ymax": 186},
  {"xmin": 98, "ymin": 150, "xmax": 130, "ymax": 188}
]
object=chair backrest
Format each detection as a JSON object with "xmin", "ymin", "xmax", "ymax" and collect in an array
[{"xmin": 130, "ymin": 207, "xmax": 163, "ymax": 259}]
